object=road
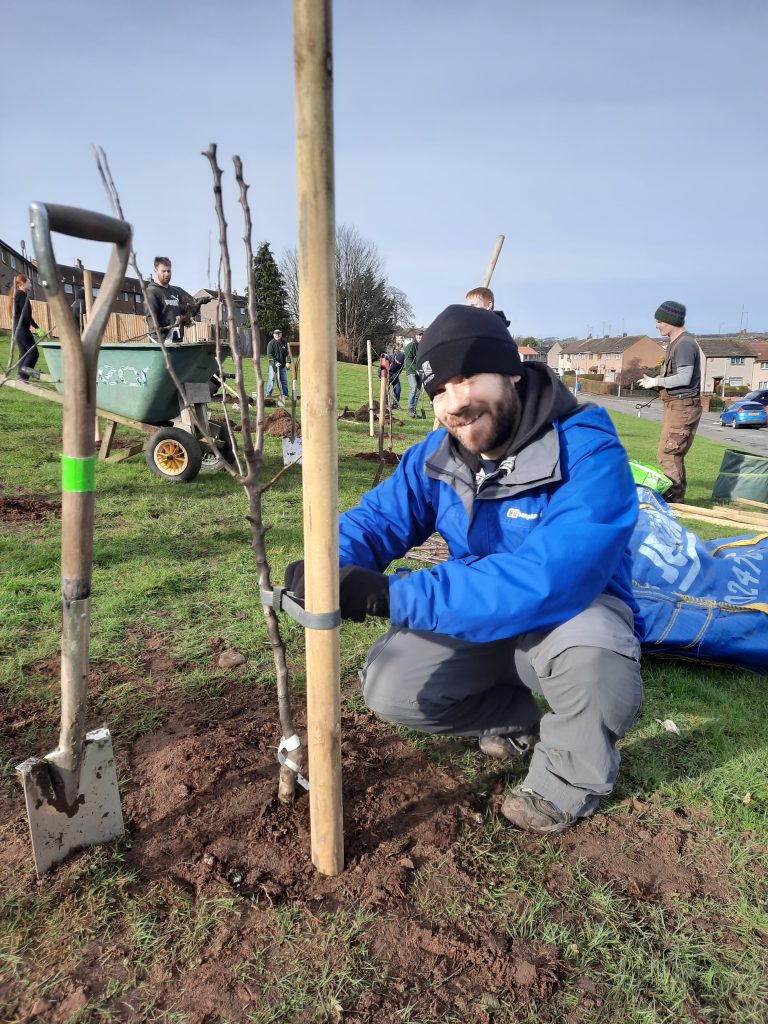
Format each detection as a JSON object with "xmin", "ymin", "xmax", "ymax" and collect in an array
[{"xmin": 582, "ymin": 392, "xmax": 768, "ymax": 456}]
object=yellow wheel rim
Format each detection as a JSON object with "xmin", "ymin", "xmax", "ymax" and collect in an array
[{"xmin": 155, "ymin": 439, "xmax": 189, "ymax": 476}]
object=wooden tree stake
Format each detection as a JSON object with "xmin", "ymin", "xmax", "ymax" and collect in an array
[
  {"xmin": 366, "ymin": 338, "xmax": 375, "ymax": 436},
  {"xmin": 482, "ymin": 234, "xmax": 505, "ymax": 289},
  {"xmin": 293, "ymin": 0, "xmax": 344, "ymax": 876}
]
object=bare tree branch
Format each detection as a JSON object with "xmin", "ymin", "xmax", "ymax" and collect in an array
[{"xmin": 203, "ymin": 144, "xmax": 302, "ymax": 805}]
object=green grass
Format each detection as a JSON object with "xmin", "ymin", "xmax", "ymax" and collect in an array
[{"xmin": 1, "ymin": 335, "xmax": 767, "ymax": 1022}]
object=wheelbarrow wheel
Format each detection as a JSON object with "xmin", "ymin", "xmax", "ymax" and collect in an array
[
  {"xmin": 200, "ymin": 424, "xmax": 236, "ymax": 473},
  {"xmin": 146, "ymin": 427, "xmax": 203, "ymax": 482}
]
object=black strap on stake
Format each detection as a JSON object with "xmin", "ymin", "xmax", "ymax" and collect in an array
[{"xmin": 260, "ymin": 586, "xmax": 341, "ymax": 630}]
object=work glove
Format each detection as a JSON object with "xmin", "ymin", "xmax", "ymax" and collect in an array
[
  {"xmin": 284, "ymin": 561, "xmax": 390, "ymax": 621},
  {"xmin": 34, "ymin": 327, "xmax": 46, "ymax": 339},
  {"xmin": 639, "ymin": 375, "xmax": 658, "ymax": 389},
  {"xmin": 339, "ymin": 565, "xmax": 390, "ymax": 622},
  {"xmin": 284, "ymin": 559, "xmax": 305, "ymax": 599}
]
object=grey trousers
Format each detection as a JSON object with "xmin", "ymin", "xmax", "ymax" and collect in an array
[{"xmin": 361, "ymin": 595, "xmax": 643, "ymax": 818}]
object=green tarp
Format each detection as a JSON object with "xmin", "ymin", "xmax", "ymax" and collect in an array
[{"xmin": 711, "ymin": 449, "xmax": 768, "ymax": 502}]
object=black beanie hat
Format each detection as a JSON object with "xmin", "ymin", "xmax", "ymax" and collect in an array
[
  {"xmin": 654, "ymin": 300, "xmax": 686, "ymax": 327},
  {"xmin": 417, "ymin": 305, "xmax": 523, "ymax": 398}
]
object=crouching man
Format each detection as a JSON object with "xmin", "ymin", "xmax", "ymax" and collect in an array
[{"xmin": 286, "ymin": 305, "xmax": 644, "ymax": 834}]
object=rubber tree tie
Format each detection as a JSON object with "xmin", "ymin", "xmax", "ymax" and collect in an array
[
  {"xmin": 62, "ymin": 454, "xmax": 96, "ymax": 493},
  {"xmin": 260, "ymin": 585, "xmax": 340, "ymax": 630},
  {"xmin": 277, "ymin": 734, "xmax": 310, "ymax": 790}
]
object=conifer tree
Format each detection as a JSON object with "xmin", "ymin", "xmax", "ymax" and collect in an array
[{"xmin": 251, "ymin": 242, "xmax": 291, "ymax": 336}]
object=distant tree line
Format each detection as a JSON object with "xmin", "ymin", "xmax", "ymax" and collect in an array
[{"xmin": 251, "ymin": 224, "xmax": 414, "ymax": 363}]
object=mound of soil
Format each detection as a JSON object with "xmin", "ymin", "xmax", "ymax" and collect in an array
[
  {"xmin": 354, "ymin": 402, "xmax": 379, "ymax": 422},
  {"xmin": 0, "ymin": 488, "xmax": 60, "ymax": 524},
  {"xmin": 354, "ymin": 451, "xmax": 400, "ymax": 465},
  {"xmin": 264, "ymin": 408, "xmax": 301, "ymax": 438}
]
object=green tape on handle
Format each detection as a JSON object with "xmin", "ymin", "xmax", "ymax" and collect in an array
[{"xmin": 61, "ymin": 454, "xmax": 96, "ymax": 493}]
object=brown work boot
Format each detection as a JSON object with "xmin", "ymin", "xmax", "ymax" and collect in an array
[
  {"xmin": 501, "ymin": 786, "xmax": 574, "ymax": 834},
  {"xmin": 478, "ymin": 732, "xmax": 536, "ymax": 761}
]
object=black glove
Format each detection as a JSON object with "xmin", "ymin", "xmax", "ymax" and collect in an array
[
  {"xmin": 284, "ymin": 561, "xmax": 389, "ymax": 622},
  {"xmin": 339, "ymin": 565, "xmax": 390, "ymax": 622},
  {"xmin": 284, "ymin": 560, "xmax": 305, "ymax": 599}
]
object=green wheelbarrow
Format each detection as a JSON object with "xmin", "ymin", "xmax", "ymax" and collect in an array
[{"xmin": 39, "ymin": 340, "xmax": 233, "ymax": 482}]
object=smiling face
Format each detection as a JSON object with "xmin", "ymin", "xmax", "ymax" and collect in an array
[{"xmin": 431, "ymin": 372, "xmax": 522, "ymax": 458}]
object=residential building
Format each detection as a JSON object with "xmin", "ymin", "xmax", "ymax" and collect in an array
[
  {"xmin": 193, "ymin": 289, "xmax": 249, "ymax": 330},
  {"xmin": 553, "ymin": 335, "xmax": 664, "ymax": 383},
  {"xmin": 0, "ymin": 238, "xmax": 40, "ymax": 298},
  {"xmin": 58, "ymin": 259, "xmax": 148, "ymax": 315},
  {"xmin": 750, "ymin": 341, "xmax": 768, "ymax": 390},
  {"xmin": 696, "ymin": 337, "xmax": 756, "ymax": 393}
]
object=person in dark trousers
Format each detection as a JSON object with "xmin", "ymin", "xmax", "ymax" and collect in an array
[
  {"xmin": 403, "ymin": 331, "xmax": 422, "ymax": 416},
  {"xmin": 266, "ymin": 328, "xmax": 290, "ymax": 401},
  {"xmin": 639, "ymin": 300, "xmax": 702, "ymax": 503},
  {"xmin": 145, "ymin": 256, "xmax": 208, "ymax": 344},
  {"xmin": 388, "ymin": 347, "xmax": 405, "ymax": 407},
  {"xmin": 70, "ymin": 286, "xmax": 86, "ymax": 330},
  {"xmin": 8, "ymin": 274, "xmax": 42, "ymax": 379},
  {"xmin": 286, "ymin": 305, "xmax": 644, "ymax": 834},
  {"xmin": 378, "ymin": 348, "xmax": 405, "ymax": 408}
]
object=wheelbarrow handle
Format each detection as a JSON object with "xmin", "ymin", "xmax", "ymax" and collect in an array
[{"xmin": 30, "ymin": 202, "xmax": 132, "ymax": 298}]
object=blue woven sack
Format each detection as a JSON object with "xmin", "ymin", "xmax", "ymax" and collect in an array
[{"xmin": 631, "ymin": 487, "xmax": 768, "ymax": 673}]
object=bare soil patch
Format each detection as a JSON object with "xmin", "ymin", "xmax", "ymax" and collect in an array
[
  {"xmin": 0, "ymin": 663, "xmax": 745, "ymax": 1023},
  {"xmin": 0, "ymin": 488, "xmax": 60, "ymax": 524},
  {"xmin": 354, "ymin": 451, "xmax": 400, "ymax": 465}
]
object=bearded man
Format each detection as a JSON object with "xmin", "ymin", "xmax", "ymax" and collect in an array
[{"xmin": 285, "ymin": 305, "xmax": 644, "ymax": 834}]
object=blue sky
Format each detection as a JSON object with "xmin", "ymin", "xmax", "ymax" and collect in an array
[{"xmin": 3, "ymin": 0, "xmax": 766, "ymax": 338}]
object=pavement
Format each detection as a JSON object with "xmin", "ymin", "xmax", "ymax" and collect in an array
[{"xmin": 581, "ymin": 391, "xmax": 768, "ymax": 457}]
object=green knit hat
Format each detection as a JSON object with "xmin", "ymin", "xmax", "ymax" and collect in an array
[{"xmin": 654, "ymin": 300, "xmax": 686, "ymax": 327}]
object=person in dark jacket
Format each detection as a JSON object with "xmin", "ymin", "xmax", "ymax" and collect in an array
[
  {"xmin": 403, "ymin": 331, "xmax": 423, "ymax": 416},
  {"xmin": 145, "ymin": 257, "xmax": 208, "ymax": 344},
  {"xmin": 286, "ymin": 305, "xmax": 644, "ymax": 834},
  {"xmin": 378, "ymin": 348, "xmax": 405, "ymax": 408},
  {"xmin": 266, "ymin": 328, "xmax": 290, "ymax": 401},
  {"xmin": 8, "ymin": 274, "xmax": 42, "ymax": 379},
  {"xmin": 70, "ymin": 286, "xmax": 86, "ymax": 330}
]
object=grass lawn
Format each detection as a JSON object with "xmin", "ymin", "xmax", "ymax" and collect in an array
[{"xmin": 1, "ymin": 334, "xmax": 767, "ymax": 1023}]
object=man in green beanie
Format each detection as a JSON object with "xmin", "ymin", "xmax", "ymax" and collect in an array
[{"xmin": 639, "ymin": 300, "xmax": 702, "ymax": 502}]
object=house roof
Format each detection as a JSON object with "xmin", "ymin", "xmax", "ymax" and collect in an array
[
  {"xmin": 194, "ymin": 288, "xmax": 247, "ymax": 307},
  {"xmin": 583, "ymin": 334, "xmax": 656, "ymax": 355},
  {"xmin": 697, "ymin": 337, "xmax": 756, "ymax": 358},
  {"xmin": 560, "ymin": 340, "xmax": 591, "ymax": 354},
  {"xmin": 750, "ymin": 342, "xmax": 768, "ymax": 360}
]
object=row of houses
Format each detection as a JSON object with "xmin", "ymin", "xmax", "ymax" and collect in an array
[
  {"xmin": 4, "ymin": 236, "xmax": 767, "ymax": 388},
  {"xmin": 545, "ymin": 332, "xmax": 768, "ymax": 393}
]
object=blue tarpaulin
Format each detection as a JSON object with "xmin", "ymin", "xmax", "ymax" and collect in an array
[{"xmin": 631, "ymin": 487, "xmax": 768, "ymax": 674}]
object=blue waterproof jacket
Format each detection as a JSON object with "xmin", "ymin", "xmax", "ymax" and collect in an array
[{"xmin": 338, "ymin": 401, "xmax": 642, "ymax": 644}]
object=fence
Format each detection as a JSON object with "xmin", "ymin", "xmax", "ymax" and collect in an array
[{"xmin": 0, "ymin": 300, "xmax": 251, "ymax": 347}]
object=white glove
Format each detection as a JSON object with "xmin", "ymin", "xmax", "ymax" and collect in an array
[{"xmin": 639, "ymin": 375, "xmax": 658, "ymax": 389}]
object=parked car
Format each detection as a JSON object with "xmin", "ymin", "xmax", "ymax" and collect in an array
[
  {"xmin": 742, "ymin": 389, "xmax": 768, "ymax": 408},
  {"xmin": 719, "ymin": 399, "xmax": 767, "ymax": 429}
]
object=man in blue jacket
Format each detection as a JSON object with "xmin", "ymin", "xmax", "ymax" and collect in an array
[{"xmin": 286, "ymin": 305, "xmax": 643, "ymax": 834}]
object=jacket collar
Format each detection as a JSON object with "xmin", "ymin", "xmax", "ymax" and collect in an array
[{"xmin": 423, "ymin": 426, "xmax": 563, "ymax": 520}]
